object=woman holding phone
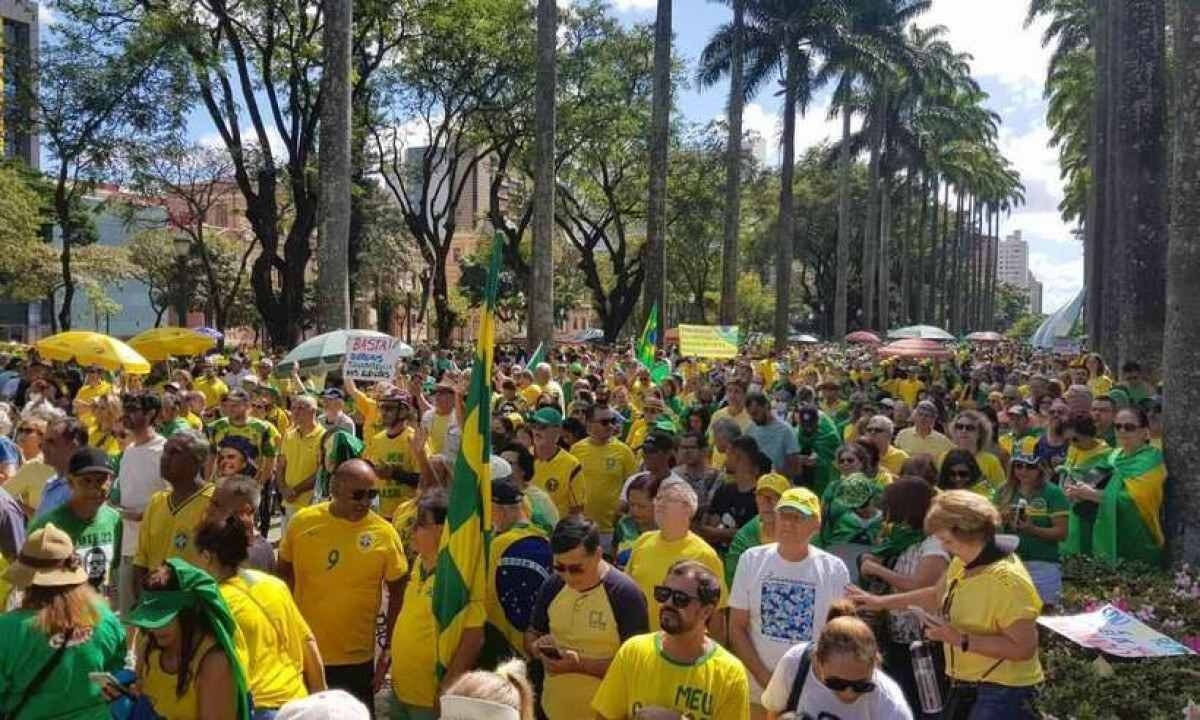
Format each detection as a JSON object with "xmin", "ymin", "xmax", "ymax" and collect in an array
[{"xmin": 847, "ymin": 490, "xmax": 1044, "ymax": 719}]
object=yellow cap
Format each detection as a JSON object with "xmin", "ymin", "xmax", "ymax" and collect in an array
[
  {"xmin": 776, "ymin": 486, "xmax": 821, "ymax": 520},
  {"xmin": 756, "ymin": 472, "xmax": 791, "ymax": 498}
]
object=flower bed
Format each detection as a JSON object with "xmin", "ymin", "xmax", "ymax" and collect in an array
[{"xmin": 1039, "ymin": 557, "xmax": 1200, "ymax": 719}]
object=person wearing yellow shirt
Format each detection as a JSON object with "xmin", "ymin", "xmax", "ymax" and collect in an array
[
  {"xmin": 343, "ymin": 375, "xmax": 384, "ymax": 450},
  {"xmin": 195, "ymin": 503, "xmax": 327, "ymax": 712},
  {"xmin": 861, "ymin": 415, "xmax": 909, "ymax": 477},
  {"xmin": 530, "ymin": 407, "xmax": 585, "ymax": 517},
  {"xmin": 251, "ymin": 384, "xmax": 291, "ymax": 436},
  {"xmin": 592, "ymin": 559, "xmax": 750, "ymax": 720},
  {"xmin": 421, "ymin": 382, "xmax": 460, "ymax": 458},
  {"xmin": 387, "ymin": 489, "xmax": 485, "ymax": 720},
  {"xmin": 363, "ymin": 391, "xmax": 423, "ymax": 520},
  {"xmin": 945, "ymin": 409, "xmax": 1007, "ymax": 489},
  {"xmin": 280, "ymin": 459, "xmax": 409, "ymax": 712},
  {"xmin": 278, "ymin": 395, "xmax": 326, "ymax": 528},
  {"xmin": 132, "ymin": 433, "xmax": 216, "ymax": 600},
  {"xmin": 487, "ymin": 476, "xmax": 553, "ymax": 661},
  {"xmin": 894, "ymin": 400, "xmax": 955, "ymax": 459},
  {"xmin": 626, "ymin": 480, "xmax": 728, "ymax": 636},
  {"xmin": 193, "ymin": 358, "xmax": 230, "ymax": 409},
  {"xmin": 847, "ymin": 490, "xmax": 1044, "ymax": 718},
  {"xmin": 73, "ymin": 366, "xmax": 111, "ymax": 421},
  {"xmin": 571, "ymin": 407, "xmax": 637, "ymax": 544},
  {"xmin": 517, "ymin": 368, "xmax": 543, "ymax": 408},
  {"xmin": 883, "ymin": 369, "xmax": 925, "ymax": 407}
]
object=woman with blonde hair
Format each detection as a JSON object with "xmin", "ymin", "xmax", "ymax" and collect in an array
[
  {"xmin": 945, "ymin": 410, "xmax": 1006, "ymax": 491},
  {"xmin": 87, "ymin": 393, "xmax": 127, "ymax": 461},
  {"xmin": 0, "ymin": 524, "xmax": 127, "ymax": 719},
  {"xmin": 439, "ymin": 658, "xmax": 535, "ymax": 720},
  {"xmin": 761, "ymin": 599, "xmax": 911, "ymax": 719},
  {"xmin": 848, "ymin": 490, "xmax": 1044, "ymax": 719}
]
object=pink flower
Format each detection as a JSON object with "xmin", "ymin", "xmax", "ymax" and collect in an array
[
  {"xmin": 1184, "ymin": 635, "xmax": 1200, "ymax": 654},
  {"xmin": 1111, "ymin": 597, "xmax": 1131, "ymax": 612}
]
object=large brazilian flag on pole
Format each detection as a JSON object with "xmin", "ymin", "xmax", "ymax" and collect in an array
[{"xmin": 434, "ymin": 232, "xmax": 501, "ymax": 678}]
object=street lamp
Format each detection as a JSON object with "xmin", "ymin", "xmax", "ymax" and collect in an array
[{"xmin": 172, "ymin": 236, "xmax": 191, "ymax": 328}]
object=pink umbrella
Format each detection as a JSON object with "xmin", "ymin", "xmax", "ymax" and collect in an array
[
  {"xmin": 966, "ymin": 331, "xmax": 1004, "ymax": 343},
  {"xmin": 845, "ymin": 330, "xmax": 882, "ymax": 345},
  {"xmin": 878, "ymin": 338, "xmax": 955, "ymax": 360}
]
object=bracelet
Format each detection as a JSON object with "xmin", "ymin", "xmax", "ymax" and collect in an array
[{"xmin": 960, "ymin": 633, "xmax": 970, "ymax": 653}]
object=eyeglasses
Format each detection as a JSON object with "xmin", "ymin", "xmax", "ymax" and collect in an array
[
  {"xmin": 553, "ymin": 562, "xmax": 586, "ymax": 575},
  {"xmin": 823, "ymin": 677, "xmax": 876, "ymax": 694},
  {"xmin": 954, "ymin": 423, "xmax": 978, "ymax": 432},
  {"xmin": 1113, "ymin": 422, "xmax": 1142, "ymax": 432},
  {"xmin": 15, "ymin": 426, "xmax": 41, "ymax": 435},
  {"xmin": 350, "ymin": 488, "xmax": 380, "ymax": 502},
  {"xmin": 653, "ymin": 585, "xmax": 703, "ymax": 609}
]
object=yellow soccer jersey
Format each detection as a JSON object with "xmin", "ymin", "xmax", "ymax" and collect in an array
[
  {"xmin": 592, "ymin": 633, "xmax": 750, "ymax": 720},
  {"xmin": 280, "ymin": 424, "xmax": 326, "ymax": 509},
  {"xmin": 194, "ymin": 376, "xmax": 230, "ymax": 409},
  {"xmin": 389, "ymin": 564, "xmax": 439, "ymax": 708},
  {"xmin": 134, "ymin": 484, "xmax": 217, "ymax": 570},
  {"xmin": 280, "ymin": 502, "xmax": 408, "ymax": 666},
  {"xmin": 363, "ymin": 427, "xmax": 422, "ymax": 519},
  {"xmin": 220, "ymin": 568, "xmax": 312, "ymax": 708},
  {"xmin": 570, "ymin": 438, "xmax": 637, "ymax": 532},
  {"xmin": 532, "ymin": 449, "xmax": 585, "ymax": 517},
  {"xmin": 625, "ymin": 531, "xmax": 728, "ymax": 631}
]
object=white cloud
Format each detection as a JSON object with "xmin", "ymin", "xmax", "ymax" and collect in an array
[
  {"xmin": 612, "ymin": 0, "xmax": 657, "ymax": 11},
  {"xmin": 198, "ymin": 126, "xmax": 287, "ymax": 157},
  {"xmin": 1029, "ymin": 250, "xmax": 1083, "ymax": 315},
  {"xmin": 923, "ymin": 0, "xmax": 1052, "ymax": 91},
  {"xmin": 38, "ymin": 2, "xmax": 56, "ymax": 27},
  {"xmin": 999, "ymin": 123, "xmax": 1062, "ymax": 205},
  {"xmin": 735, "ymin": 99, "xmax": 861, "ymax": 166}
]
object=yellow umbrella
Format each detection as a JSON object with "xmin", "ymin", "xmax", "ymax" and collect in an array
[
  {"xmin": 35, "ymin": 331, "xmax": 152, "ymax": 375},
  {"xmin": 127, "ymin": 327, "xmax": 217, "ymax": 362}
]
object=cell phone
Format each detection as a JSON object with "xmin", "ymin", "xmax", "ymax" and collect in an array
[
  {"xmin": 541, "ymin": 646, "xmax": 563, "ymax": 660},
  {"xmin": 89, "ymin": 672, "xmax": 132, "ymax": 697},
  {"xmin": 908, "ymin": 605, "xmax": 947, "ymax": 627}
]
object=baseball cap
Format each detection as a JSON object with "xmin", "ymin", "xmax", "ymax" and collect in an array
[
  {"xmin": 225, "ymin": 388, "xmax": 251, "ymax": 403},
  {"xmin": 640, "ymin": 430, "xmax": 676, "ymax": 454},
  {"xmin": 125, "ymin": 590, "xmax": 191, "ymax": 630},
  {"xmin": 2, "ymin": 524, "xmax": 89, "ymax": 589},
  {"xmin": 1011, "ymin": 450, "xmax": 1041, "ymax": 467},
  {"xmin": 379, "ymin": 389, "xmax": 412, "ymax": 407},
  {"xmin": 321, "ymin": 387, "xmax": 345, "ymax": 401},
  {"xmin": 489, "ymin": 455, "xmax": 513, "ymax": 483},
  {"xmin": 492, "ymin": 477, "xmax": 524, "ymax": 506},
  {"xmin": 776, "ymin": 486, "xmax": 821, "ymax": 519},
  {"xmin": 530, "ymin": 407, "xmax": 563, "ymax": 427},
  {"xmin": 915, "ymin": 400, "xmax": 938, "ymax": 415},
  {"xmin": 1007, "ymin": 404, "xmax": 1031, "ymax": 418},
  {"xmin": 569, "ymin": 362, "xmax": 584, "ymax": 375},
  {"xmin": 439, "ymin": 695, "xmax": 520, "ymax": 720},
  {"xmin": 756, "ymin": 472, "xmax": 791, "ymax": 498},
  {"xmin": 69, "ymin": 447, "xmax": 115, "ymax": 476}
]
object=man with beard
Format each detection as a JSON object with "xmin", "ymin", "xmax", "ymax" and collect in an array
[
  {"xmin": 592, "ymin": 560, "xmax": 749, "ymax": 720},
  {"xmin": 1034, "ymin": 398, "xmax": 1071, "ymax": 468}
]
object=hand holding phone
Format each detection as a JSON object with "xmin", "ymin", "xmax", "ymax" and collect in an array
[{"xmin": 89, "ymin": 671, "xmax": 132, "ymax": 698}]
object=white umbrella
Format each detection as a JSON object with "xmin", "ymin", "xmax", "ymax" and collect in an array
[
  {"xmin": 275, "ymin": 330, "xmax": 413, "ymax": 376},
  {"xmin": 789, "ymin": 333, "xmax": 820, "ymax": 344},
  {"xmin": 887, "ymin": 324, "xmax": 955, "ymax": 341}
]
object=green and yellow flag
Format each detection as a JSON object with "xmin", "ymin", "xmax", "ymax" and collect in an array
[
  {"xmin": 433, "ymin": 233, "xmax": 501, "ymax": 677},
  {"xmin": 637, "ymin": 302, "xmax": 659, "ymax": 370},
  {"xmin": 526, "ymin": 340, "xmax": 546, "ymax": 371}
]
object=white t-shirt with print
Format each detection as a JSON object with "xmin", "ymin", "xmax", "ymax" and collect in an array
[
  {"xmin": 761, "ymin": 641, "xmax": 913, "ymax": 719},
  {"xmin": 731, "ymin": 543, "xmax": 851, "ymax": 697}
]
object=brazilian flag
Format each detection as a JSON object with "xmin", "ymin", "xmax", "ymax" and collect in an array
[
  {"xmin": 526, "ymin": 340, "xmax": 546, "ymax": 370},
  {"xmin": 434, "ymin": 232, "xmax": 501, "ymax": 678},
  {"xmin": 636, "ymin": 303, "xmax": 671, "ymax": 383}
]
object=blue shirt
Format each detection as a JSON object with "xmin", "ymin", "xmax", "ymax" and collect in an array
[
  {"xmin": 0, "ymin": 437, "xmax": 19, "ymax": 467},
  {"xmin": 745, "ymin": 417, "xmax": 802, "ymax": 472},
  {"xmin": 33, "ymin": 474, "xmax": 70, "ymax": 521}
]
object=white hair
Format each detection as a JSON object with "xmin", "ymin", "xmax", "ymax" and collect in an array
[
  {"xmin": 870, "ymin": 414, "xmax": 895, "ymax": 435},
  {"xmin": 657, "ymin": 478, "xmax": 698, "ymax": 515}
]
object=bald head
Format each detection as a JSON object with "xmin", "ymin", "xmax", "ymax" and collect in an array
[{"xmin": 330, "ymin": 459, "xmax": 378, "ymax": 521}]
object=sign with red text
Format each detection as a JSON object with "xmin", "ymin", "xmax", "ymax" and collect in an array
[{"xmin": 343, "ymin": 333, "xmax": 412, "ymax": 381}]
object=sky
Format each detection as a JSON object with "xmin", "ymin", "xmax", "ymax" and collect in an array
[{"xmin": 609, "ymin": 0, "xmax": 1082, "ymax": 315}]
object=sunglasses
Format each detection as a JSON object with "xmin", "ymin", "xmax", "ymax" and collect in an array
[
  {"xmin": 823, "ymin": 677, "xmax": 876, "ymax": 694},
  {"xmin": 553, "ymin": 562, "xmax": 586, "ymax": 575},
  {"xmin": 350, "ymin": 488, "xmax": 380, "ymax": 502},
  {"xmin": 1013, "ymin": 461, "xmax": 1040, "ymax": 470},
  {"xmin": 653, "ymin": 585, "xmax": 703, "ymax": 609},
  {"xmin": 954, "ymin": 423, "xmax": 978, "ymax": 432},
  {"xmin": 1113, "ymin": 422, "xmax": 1142, "ymax": 432},
  {"xmin": 16, "ymin": 426, "xmax": 41, "ymax": 435}
]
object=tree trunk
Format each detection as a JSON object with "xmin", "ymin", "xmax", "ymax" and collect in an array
[
  {"xmin": 719, "ymin": 0, "xmax": 745, "ymax": 326},
  {"xmin": 950, "ymin": 192, "xmax": 964, "ymax": 332},
  {"xmin": 897, "ymin": 173, "xmax": 912, "ymax": 325},
  {"xmin": 925, "ymin": 176, "xmax": 940, "ymax": 323},
  {"xmin": 1164, "ymin": 0, "xmax": 1200, "ymax": 564},
  {"xmin": 774, "ymin": 42, "xmax": 801, "ymax": 349},
  {"xmin": 911, "ymin": 175, "xmax": 929, "ymax": 323},
  {"xmin": 643, "ymin": 0, "xmax": 672, "ymax": 340},
  {"xmin": 1112, "ymin": 0, "xmax": 1168, "ymax": 375},
  {"xmin": 834, "ymin": 100, "xmax": 852, "ymax": 340},
  {"xmin": 530, "ymin": 0, "xmax": 558, "ymax": 354},
  {"xmin": 862, "ymin": 97, "xmax": 885, "ymax": 330},
  {"xmin": 317, "ymin": 0, "xmax": 353, "ymax": 332},
  {"xmin": 1100, "ymin": 0, "xmax": 1123, "ymax": 361},
  {"xmin": 877, "ymin": 174, "xmax": 893, "ymax": 334}
]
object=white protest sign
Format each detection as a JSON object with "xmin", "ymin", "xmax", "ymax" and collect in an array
[
  {"xmin": 1037, "ymin": 604, "xmax": 1197, "ymax": 658},
  {"xmin": 343, "ymin": 332, "xmax": 410, "ymax": 381}
]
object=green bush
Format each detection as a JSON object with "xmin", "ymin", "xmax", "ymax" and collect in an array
[{"xmin": 1038, "ymin": 557, "xmax": 1200, "ymax": 719}]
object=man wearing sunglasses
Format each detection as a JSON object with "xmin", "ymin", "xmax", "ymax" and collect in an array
[
  {"xmin": 571, "ymin": 406, "xmax": 637, "ymax": 548},
  {"xmin": 280, "ymin": 458, "xmax": 408, "ymax": 712},
  {"xmin": 896, "ymin": 400, "xmax": 954, "ymax": 459},
  {"xmin": 593, "ymin": 559, "xmax": 750, "ymax": 720}
]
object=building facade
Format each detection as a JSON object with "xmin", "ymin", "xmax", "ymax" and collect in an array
[{"xmin": 0, "ymin": 0, "xmax": 37, "ymax": 167}]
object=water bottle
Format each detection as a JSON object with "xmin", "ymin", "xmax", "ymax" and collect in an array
[{"xmin": 909, "ymin": 640, "xmax": 944, "ymax": 714}]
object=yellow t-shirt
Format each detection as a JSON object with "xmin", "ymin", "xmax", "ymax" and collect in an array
[
  {"xmin": 363, "ymin": 427, "xmax": 422, "ymax": 519},
  {"xmin": 533, "ymin": 449, "xmax": 585, "ymax": 516},
  {"xmin": 75, "ymin": 381, "xmax": 112, "ymax": 420},
  {"xmin": 220, "ymin": 569, "xmax": 311, "ymax": 709},
  {"xmin": 520, "ymin": 384, "xmax": 544, "ymax": 407},
  {"xmin": 4, "ymin": 460, "xmax": 55, "ymax": 513},
  {"xmin": 391, "ymin": 499, "xmax": 420, "ymax": 565},
  {"xmin": 427, "ymin": 411, "xmax": 454, "ymax": 456},
  {"xmin": 280, "ymin": 502, "xmax": 408, "ymax": 666},
  {"xmin": 185, "ymin": 412, "xmax": 204, "ymax": 431},
  {"xmin": 942, "ymin": 555, "xmax": 1045, "ymax": 686},
  {"xmin": 625, "ymin": 531, "xmax": 728, "ymax": 631},
  {"xmin": 194, "ymin": 375, "xmax": 230, "ymax": 408},
  {"xmin": 140, "ymin": 636, "xmax": 220, "ymax": 718},
  {"xmin": 350, "ymin": 389, "xmax": 383, "ymax": 448},
  {"xmin": 592, "ymin": 633, "xmax": 750, "ymax": 720},
  {"xmin": 570, "ymin": 438, "xmax": 638, "ymax": 532},
  {"xmin": 1088, "ymin": 375, "xmax": 1113, "ymax": 398},
  {"xmin": 88, "ymin": 427, "xmax": 123, "ymax": 460},
  {"xmin": 938, "ymin": 450, "xmax": 1006, "ymax": 490},
  {"xmin": 280, "ymin": 424, "xmax": 326, "ymax": 509},
  {"xmin": 389, "ymin": 563, "xmax": 439, "ymax": 708},
  {"xmin": 879, "ymin": 445, "xmax": 911, "ymax": 477},
  {"xmin": 134, "ymin": 484, "xmax": 216, "ymax": 570},
  {"xmin": 887, "ymin": 378, "xmax": 925, "ymax": 406}
]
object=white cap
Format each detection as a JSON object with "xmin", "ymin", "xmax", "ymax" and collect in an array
[
  {"xmin": 489, "ymin": 455, "xmax": 513, "ymax": 481},
  {"xmin": 439, "ymin": 695, "xmax": 521, "ymax": 720},
  {"xmin": 276, "ymin": 691, "xmax": 370, "ymax": 720}
]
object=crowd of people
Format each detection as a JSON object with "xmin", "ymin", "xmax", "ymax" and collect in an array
[{"xmin": 0, "ymin": 340, "xmax": 1167, "ymax": 719}]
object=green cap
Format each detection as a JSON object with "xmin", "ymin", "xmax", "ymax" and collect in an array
[
  {"xmin": 569, "ymin": 362, "xmax": 584, "ymax": 375},
  {"xmin": 125, "ymin": 589, "xmax": 195, "ymax": 629},
  {"xmin": 530, "ymin": 407, "xmax": 563, "ymax": 427},
  {"xmin": 834, "ymin": 472, "xmax": 880, "ymax": 509},
  {"xmin": 776, "ymin": 486, "xmax": 822, "ymax": 520}
]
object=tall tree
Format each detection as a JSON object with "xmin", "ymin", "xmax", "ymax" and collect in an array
[
  {"xmin": 1163, "ymin": 0, "xmax": 1200, "ymax": 564},
  {"xmin": 718, "ymin": 0, "xmax": 746, "ymax": 325},
  {"xmin": 529, "ymin": 0, "xmax": 558, "ymax": 353},
  {"xmin": 643, "ymin": 0, "xmax": 672, "ymax": 342},
  {"xmin": 318, "ymin": 0, "xmax": 354, "ymax": 332}
]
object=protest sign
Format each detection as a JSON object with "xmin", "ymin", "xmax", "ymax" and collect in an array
[
  {"xmin": 678, "ymin": 325, "xmax": 741, "ymax": 359},
  {"xmin": 1037, "ymin": 604, "xmax": 1197, "ymax": 658},
  {"xmin": 343, "ymin": 332, "xmax": 411, "ymax": 381}
]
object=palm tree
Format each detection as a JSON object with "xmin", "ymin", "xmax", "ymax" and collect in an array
[
  {"xmin": 644, "ymin": 0, "xmax": 672, "ymax": 340},
  {"xmin": 706, "ymin": 0, "xmax": 746, "ymax": 326},
  {"xmin": 529, "ymin": 0, "xmax": 557, "ymax": 354},
  {"xmin": 317, "ymin": 0, "xmax": 353, "ymax": 331}
]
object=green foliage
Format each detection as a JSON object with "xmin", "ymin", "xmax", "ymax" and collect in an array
[
  {"xmin": 735, "ymin": 272, "xmax": 774, "ymax": 333},
  {"xmin": 995, "ymin": 282, "xmax": 1033, "ymax": 331},
  {"xmin": 0, "ymin": 162, "xmax": 49, "ymax": 295},
  {"xmin": 1006, "ymin": 313, "xmax": 1045, "ymax": 341},
  {"xmin": 1039, "ymin": 557, "xmax": 1200, "ymax": 719}
]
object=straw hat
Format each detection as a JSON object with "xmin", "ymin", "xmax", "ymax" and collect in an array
[{"xmin": 3, "ymin": 524, "xmax": 88, "ymax": 589}]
